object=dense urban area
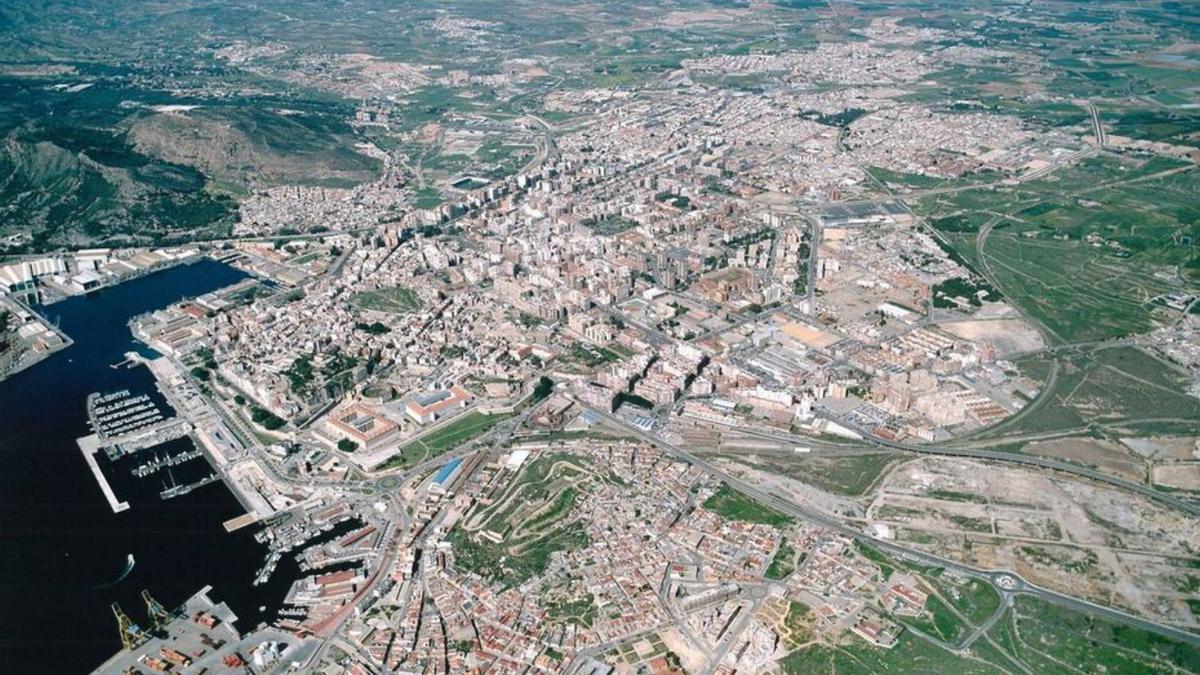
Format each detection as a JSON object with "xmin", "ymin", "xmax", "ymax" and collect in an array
[{"xmin": 1, "ymin": 1, "xmax": 1200, "ymax": 674}]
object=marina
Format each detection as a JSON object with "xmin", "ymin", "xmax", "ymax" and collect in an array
[{"xmin": 88, "ymin": 390, "xmax": 163, "ymax": 438}]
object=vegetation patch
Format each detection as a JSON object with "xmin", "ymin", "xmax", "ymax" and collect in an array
[
  {"xmin": 381, "ymin": 411, "xmax": 512, "ymax": 471},
  {"xmin": 351, "ymin": 286, "xmax": 423, "ymax": 314},
  {"xmin": 702, "ymin": 484, "xmax": 793, "ymax": 527}
]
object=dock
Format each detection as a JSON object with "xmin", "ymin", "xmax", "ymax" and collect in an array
[
  {"xmin": 222, "ymin": 512, "xmax": 260, "ymax": 532},
  {"xmin": 132, "ymin": 448, "xmax": 204, "ymax": 478},
  {"xmin": 160, "ymin": 472, "xmax": 221, "ymax": 500},
  {"xmin": 77, "ymin": 434, "xmax": 129, "ymax": 514}
]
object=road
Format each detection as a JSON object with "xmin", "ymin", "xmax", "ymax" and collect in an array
[
  {"xmin": 1086, "ymin": 102, "xmax": 1106, "ymax": 147},
  {"xmin": 687, "ymin": 303, "xmax": 794, "ymax": 344}
]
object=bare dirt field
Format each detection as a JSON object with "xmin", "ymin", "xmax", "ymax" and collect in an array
[
  {"xmin": 867, "ymin": 457, "xmax": 1200, "ymax": 627},
  {"xmin": 1024, "ymin": 438, "xmax": 1146, "ymax": 482},
  {"xmin": 1121, "ymin": 436, "xmax": 1199, "ymax": 461},
  {"xmin": 1152, "ymin": 464, "xmax": 1200, "ymax": 491},
  {"xmin": 939, "ymin": 317, "xmax": 1045, "ymax": 356}
]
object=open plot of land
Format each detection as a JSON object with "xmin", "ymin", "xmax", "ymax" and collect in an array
[
  {"xmin": 695, "ymin": 443, "xmax": 901, "ymax": 497},
  {"xmin": 938, "ymin": 317, "xmax": 1044, "ymax": 357},
  {"xmin": 1121, "ymin": 436, "xmax": 1200, "ymax": 461},
  {"xmin": 350, "ymin": 285, "xmax": 423, "ymax": 314},
  {"xmin": 759, "ymin": 597, "xmax": 815, "ymax": 650},
  {"xmin": 779, "ymin": 631, "xmax": 1007, "ymax": 675},
  {"xmin": 795, "ymin": 538, "xmax": 1197, "ymax": 675},
  {"xmin": 929, "ymin": 574, "xmax": 1001, "ymax": 627},
  {"xmin": 689, "ymin": 446, "xmax": 873, "ymax": 521},
  {"xmin": 975, "ymin": 230, "xmax": 1178, "ymax": 343},
  {"xmin": 868, "ymin": 456, "xmax": 1200, "ymax": 628},
  {"xmin": 1023, "ymin": 438, "xmax": 1146, "ymax": 483},
  {"xmin": 765, "ymin": 537, "xmax": 800, "ymax": 580},
  {"xmin": 1152, "ymin": 464, "xmax": 1200, "ymax": 492},
  {"xmin": 784, "ymin": 453, "xmax": 907, "ymax": 497}
]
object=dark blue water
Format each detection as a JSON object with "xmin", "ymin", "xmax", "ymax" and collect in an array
[{"xmin": 0, "ymin": 260, "xmax": 294, "ymax": 673}]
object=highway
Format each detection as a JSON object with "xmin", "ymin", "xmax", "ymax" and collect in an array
[
  {"xmin": 1087, "ymin": 102, "xmax": 1106, "ymax": 147},
  {"xmin": 581, "ymin": 403, "xmax": 1200, "ymax": 650},
  {"xmin": 813, "ymin": 408, "xmax": 1200, "ymax": 518}
]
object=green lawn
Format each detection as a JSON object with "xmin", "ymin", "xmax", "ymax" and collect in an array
[
  {"xmin": 351, "ymin": 285, "xmax": 423, "ymax": 314},
  {"xmin": 380, "ymin": 411, "xmax": 511, "ymax": 471}
]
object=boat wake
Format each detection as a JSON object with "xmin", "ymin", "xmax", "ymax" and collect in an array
[{"xmin": 90, "ymin": 554, "xmax": 135, "ymax": 590}]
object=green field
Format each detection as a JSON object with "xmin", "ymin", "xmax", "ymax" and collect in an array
[
  {"xmin": 980, "ymin": 346, "xmax": 1200, "ymax": 441},
  {"xmin": 988, "ymin": 596, "xmax": 1200, "ymax": 674},
  {"xmin": 782, "ymin": 600, "xmax": 813, "ymax": 648},
  {"xmin": 412, "ymin": 186, "xmax": 444, "ymax": 210},
  {"xmin": 779, "ymin": 632, "xmax": 1008, "ymax": 675},
  {"xmin": 916, "ymin": 156, "xmax": 1199, "ymax": 344},
  {"xmin": 931, "ymin": 577, "xmax": 1002, "ymax": 626},
  {"xmin": 350, "ymin": 286, "xmax": 423, "ymax": 314},
  {"xmin": 731, "ymin": 452, "xmax": 902, "ymax": 496},
  {"xmin": 702, "ymin": 484, "xmax": 793, "ymax": 527},
  {"xmin": 381, "ymin": 411, "xmax": 511, "ymax": 471},
  {"xmin": 765, "ymin": 537, "xmax": 799, "ymax": 580},
  {"xmin": 900, "ymin": 592, "xmax": 969, "ymax": 644},
  {"xmin": 783, "ymin": 542, "xmax": 1200, "ymax": 674}
]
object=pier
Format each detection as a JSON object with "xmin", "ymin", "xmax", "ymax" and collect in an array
[
  {"xmin": 76, "ymin": 434, "xmax": 129, "ymax": 514},
  {"xmin": 160, "ymin": 472, "xmax": 222, "ymax": 500},
  {"xmin": 132, "ymin": 448, "xmax": 204, "ymax": 478}
]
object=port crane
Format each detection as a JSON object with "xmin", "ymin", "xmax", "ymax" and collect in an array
[
  {"xmin": 141, "ymin": 589, "xmax": 172, "ymax": 632},
  {"xmin": 111, "ymin": 602, "xmax": 143, "ymax": 651}
]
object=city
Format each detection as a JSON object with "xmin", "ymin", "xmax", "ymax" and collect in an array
[{"xmin": 0, "ymin": 1, "xmax": 1199, "ymax": 674}]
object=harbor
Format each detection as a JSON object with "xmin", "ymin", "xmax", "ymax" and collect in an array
[{"xmin": 0, "ymin": 258, "xmax": 301, "ymax": 675}]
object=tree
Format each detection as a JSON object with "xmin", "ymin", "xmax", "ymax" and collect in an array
[
  {"xmin": 337, "ymin": 438, "xmax": 359, "ymax": 453},
  {"xmin": 532, "ymin": 376, "xmax": 554, "ymax": 402}
]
